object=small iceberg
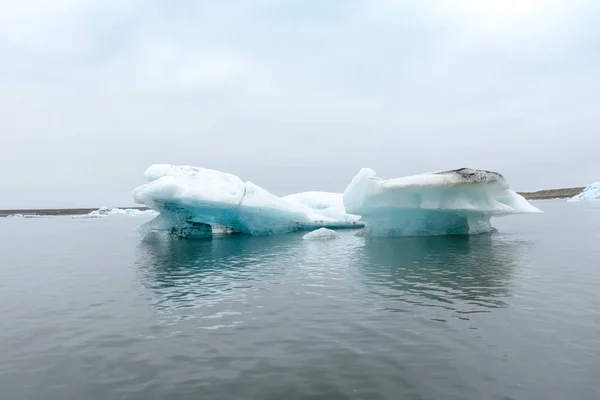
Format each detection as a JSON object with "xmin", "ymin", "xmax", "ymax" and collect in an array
[
  {"xmin": 6, "ymin": 214, "xmax": 24, "ymax": 218},
  {"xmin": 568, "ymin": 182, "xmax": 600, "ymax": 202},
  {"xmin": 303, "ymin": 228, "xmax": 340, "ymax": 240},
  {"xmin": 74, "ymin": 206, "xmax": 158, "ymax": 219}
]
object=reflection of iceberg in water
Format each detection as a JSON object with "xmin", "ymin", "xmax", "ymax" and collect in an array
[
  {"xmin": 135, "ymin": 235, "xmax": 303, "ymax": 324},
  {"xmin": 353, "ymin": 234, "xmax": 531, "ymax": 319}
]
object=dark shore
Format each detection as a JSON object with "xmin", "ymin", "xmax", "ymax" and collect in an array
[
  {"xmin": 0, "ymin": 187, "xmax": 586, "ymax": 217},
  {"xmin": 0, "ymin": 207, "xmax": 150, "ymax": 217},
  {"xmin": 517, "ymin": 187, "xmax": 585, "ymax": 200}
]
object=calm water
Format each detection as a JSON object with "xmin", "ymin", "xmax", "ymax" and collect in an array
[{"xmin": 1, "ymin": 200, "xmax": 599, "ymax": 400}]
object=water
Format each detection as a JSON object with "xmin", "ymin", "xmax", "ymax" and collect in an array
[{"xmin": 1, "ymin": 200, "xmax": 599, "ymax": 400}]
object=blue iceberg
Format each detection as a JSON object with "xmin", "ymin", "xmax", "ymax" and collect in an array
[
  {"xmin": 568, "ymin": 182, "xmax": 600, "ymax": 202},
  {"xmin": 133, "ymin": 165, "xmax": 362, "ymax": 237},
  {"xmin": 343, "ymin": 168, "xmax": 542, "ymax": 236},
  {"xmin": 132, "ymin": 165, "xmax": 541, "ymax": 238}
]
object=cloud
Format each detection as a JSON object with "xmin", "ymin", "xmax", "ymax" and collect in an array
[{"xmin": 0, "ymin": 0, "xmax": 599, "ymax": 207}]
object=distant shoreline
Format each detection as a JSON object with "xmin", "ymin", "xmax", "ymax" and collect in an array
[
  {"xmin": 0, "ymin": 187, "xmax": 586, "ymax": 217},
  {"xmin": 517, "ymin": 187, "xmax": 585, "ymax": 200},
  {"xmin": 0, "ymin": 207, "xmax": 150, "ymax": 217}
]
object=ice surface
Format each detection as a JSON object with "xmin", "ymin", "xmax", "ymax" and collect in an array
[
  {"xmin": 303, "ymin": 228, "xmax": 340, "ymax": 240},
  {"xmin": 568, "ymin": 182, "xmax": 600, "ymax": 202},
  {"xmin": 343, "ymin": 168, "xmax": 542, "ymax": 236},
  {"xmin": 133, "ymin": 165, "xmax": 362, "ymax": 237},
  {"xmin": 282, "ymin": 191, "xmax": 361, "ymax": 224}
]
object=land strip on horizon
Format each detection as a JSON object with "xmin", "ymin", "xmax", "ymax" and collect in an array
[{"xmin": 0, "ymin": 207, "xmax": 150, "ymax": 217}]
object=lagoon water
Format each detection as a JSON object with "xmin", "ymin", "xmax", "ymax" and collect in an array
[{"xmin": 1, "ymin": 200, "xmax": 599, "ymax": 400}]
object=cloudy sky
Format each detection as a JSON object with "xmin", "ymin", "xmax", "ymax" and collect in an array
[{"xmin": 1, "ymin": 0, "xmax": 598, "ymax": 208}]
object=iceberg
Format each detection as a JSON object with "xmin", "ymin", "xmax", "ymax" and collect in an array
[
  {"xmin": 303, "ymin": 228, "xmax": 340, "ymax": 240},
  {"xmin": 343, "ymin": 168, "xmax": 542, "ymax": 236},
  {"xmin": 132, "ymin": 164, "xmax": 541, "ymax": 238},
  {"xmin": 568, "ymin": 182, "xmax": 600, "ymax": 202},
  {"xmin": 132, "ymin": 164, "xmax": 362, "ymax": 237}
]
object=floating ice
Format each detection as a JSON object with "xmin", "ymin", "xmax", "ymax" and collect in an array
[
  {"xmin": 133, "ymin": 164, "xmax": 540, "ymax": 238},
  {"xmin": 74, "ymin": 206, "xmax": 158, "ymax": 219},
  {"xmin": 133, "ymin": 164, "xmax": 362, "ymax": 237},
  {"xmin": 109, "ymin": 208, "xmax": 158, "ymax": 217},
  {"xmin": 568, "ymin": 182, "xmax": 600, "ymax": 202},
  {"xmin": 303, "ymin": 228, "xmax": 340, "ymax": 240},
  {"xmin": 343, "ymin": 168, "xmax": 542, "ymax": 236}
]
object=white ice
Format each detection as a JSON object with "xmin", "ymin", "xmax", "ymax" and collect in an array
[
  {"xmin": 133, "ymin": 164, "xmax": 362, "ymax": 237},
  {"xmin": 133, "ymin": 164, "xmax": 541, "ymax": 238},
  {"xmin": 74, "ymin": 206, "xmax": 158, "ymax": 219},
  {"xmin": 343, "ymin": 168, "xmax": 542, "ymax": 236},
  {"xmin": 568, "ymin": 182, "xmax": 600, "ymax": 202},
  {"xmin": 303, "ymin": 228, "xmax": 340, "ymax": 240},
  {"xmin": 282, "ymin": 191, "xmax": 360, "ymax": 224}
]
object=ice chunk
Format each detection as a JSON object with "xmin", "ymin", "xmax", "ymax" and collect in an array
[
  {"xmin": 302, "ymin": 228, "xmax": 340, "ymax": 240},
  {"xmin": 133, "ymin": 164, "xmax": 363, "ymax": 237},
  {"xmin": 343, "ymin": 168, "xmax": 542, "ymax": 236},
  {"xmin": 107, "ymin": 208, "xmax": 158, "ymax": 217},
  {"xmin": 74, "ymin": 207, "xmax": 158, "ymax": 219},
  {"xmin": 568, "ymin": 182, "xmax": 600, "ymax": 202}
]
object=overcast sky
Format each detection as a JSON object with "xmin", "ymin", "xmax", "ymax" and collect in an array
[{"xmin": 1, "ymin": 0, "xmax": 599, "ymax": 208}]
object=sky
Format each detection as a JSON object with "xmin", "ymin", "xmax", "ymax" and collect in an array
[{"xmin": 1, "ymin": 0, "xmax": 599, "ymax": 208}]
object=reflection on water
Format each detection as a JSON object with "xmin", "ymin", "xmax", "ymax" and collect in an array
[
  {"xmin": 354, "ymin": 234, "xmax": 532, "ymax": 319},
  {"xmin": 135, "ymin": 235, "xmax": 305, "ymax": 324},
  {"xmin": 135, "ymin": 231, "xmax": 532, "ymax": 327}
]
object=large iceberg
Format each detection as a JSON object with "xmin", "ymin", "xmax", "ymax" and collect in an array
[
  {"xmin": 568, "ymin": 182, "xmax": 600, "ymax": 202},
  {"xmin": 133, "ymin": 164, "xmax": 362, "ymax": 237},
  {"xmin": 132, "ymin": 164, "xmax": 541, "ymax": 238},
  {"xmin": 343, "ymin": 168, "xmax": 542, "ymax": 236}
]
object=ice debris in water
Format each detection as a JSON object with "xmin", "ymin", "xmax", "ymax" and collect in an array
[
  {"xmin": 568, "ymin": 182, "xmax": 600, "ymax": 202},
  {"xmin": 343, "ymin": 167, "xmax": 542, "ymax": 236},
  {"xmin": 302, "ymin": 228, "xmax": 340, "ymax": 240},
  {"xmin": 74, "ymin": 206, "xmax": 158, "ymax": 219},
  {"xmin": 132, "ymin": 164, "xmax": 541, "ymax": 238},
  {"xmin": 4, "ymin": 214, "xmax": 44, "ymax": 218},
  {"xmin": 132, "ymin": 164, "xmax": 362, "ymax": 238}
]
